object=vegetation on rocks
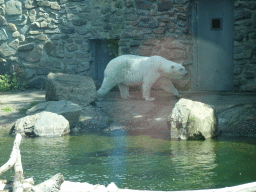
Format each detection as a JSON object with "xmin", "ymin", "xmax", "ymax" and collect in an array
[{"xmin": 0, "ymin": 70, "xmax": 27, "ymax": 92}]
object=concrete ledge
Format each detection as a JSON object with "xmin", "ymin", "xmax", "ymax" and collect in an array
[{"xmin": 60, "ymin": 181, "xmax": 256, "ymax": 192}]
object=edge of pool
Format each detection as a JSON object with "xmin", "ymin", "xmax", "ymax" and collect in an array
[{"xmin": 59, "ymin": 181, "xmax": 256, "ymax": 192}]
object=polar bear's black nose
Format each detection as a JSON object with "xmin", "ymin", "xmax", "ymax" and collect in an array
[{"xmin": 184, "ymin": 71, "xmax": 188, "ymax": 77}]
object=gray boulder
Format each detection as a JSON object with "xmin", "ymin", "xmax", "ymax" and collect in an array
[
  {"xmin": 26, "ymin": 100, "xmax": 82, "ymax": 128},
  {"xmin": 80, "ymin": 104, "xmax": 111, "ymax": 131},
  {"xmin": 10, "ymin": 111, "xmax": 70, "ymax": 137},
  {"xmin": 46, "ymin": 73, "xmax": 96, "ymax": 106},
  {"xmin": 168, "ymin": 98, "xmax": 217, "ymax": 140},
  {"xmin": 218, "ymin": 103, "xmax": 256, "ymax": 137},
  {"xmin": 28, "ymin": 76, "xmax": 46, "ymax": 89}
]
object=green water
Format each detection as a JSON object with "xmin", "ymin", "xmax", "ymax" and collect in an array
[{"xmin": 0, "ymin": 130, "xmax": 256, "ymax": 191}]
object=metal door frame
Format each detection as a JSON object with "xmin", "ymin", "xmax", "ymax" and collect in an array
[{"xmin": 191, "ymin": 0, "xmax": 234, "ymax": 91}]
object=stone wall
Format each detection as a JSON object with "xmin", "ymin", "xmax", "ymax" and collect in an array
[
  {"xmin": 233, "ymin": 0, "xmax": 256, "ymax": 92},
  {"xmin": 0, "ymin": 0, "xmax": 193, "ymax": 90},
  {"xmin": 2, "ymin": 0, "xmax": 255, "ymax": 93}
]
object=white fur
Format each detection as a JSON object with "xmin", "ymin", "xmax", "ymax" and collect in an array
[{"xmin": 97, "ymin": 55, "xmax": 188, "ymax": 101}]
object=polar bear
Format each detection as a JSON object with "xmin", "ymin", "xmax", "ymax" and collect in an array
[{"xmin": 97, "ymin": 55, "xmax": 188, "ymax": 101}]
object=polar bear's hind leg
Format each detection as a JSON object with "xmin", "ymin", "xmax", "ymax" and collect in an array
[{"xmin": 118, "ymin": 85, "xmax": 135, "ymax": 99}]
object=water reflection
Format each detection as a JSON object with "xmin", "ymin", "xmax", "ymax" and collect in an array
[
  {"xmin": 0, "ymin": 129, "xmax": 256, "ymax": 191},
  {"xmin": 123, "ymin": 135, "xmax": 218, "ymax": 190},
  {"xmin": 170, "ymin": 140, "xmax": 217, "ymax": 189},
  {"xmin": 109, "ymin": 129, "xmax": 127, "ymax": 186},
  {"xmin": 20, "ymin": 136, "xmax": 71, "ymax": 182}
]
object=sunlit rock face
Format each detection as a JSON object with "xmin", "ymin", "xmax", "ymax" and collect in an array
[
  {"xmin": 26, "ymin": 100, "xmax": 82, "ymax": 128},
  {"xmin": 168, "ymin": 98, "xmax": 217, "ymax": 140},
  {"xmin": 45, "ymin": 73, "xmax": 96, "ymax": 106},
  {"xmin": 10, "ymin": 111, "xmax": 70, "ymax": 137}
]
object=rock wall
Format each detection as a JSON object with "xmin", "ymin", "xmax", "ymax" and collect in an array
[
  {"xmin": 1, "ymin": 0, "xmax": 255, "ymax": 92},
  {"xmin": 233, "ymin": 0, "xmax": 256, "ymax": 92},
  {"xmin": 0, "ymin": 0, "xmax": 192, "ymax": 89}
]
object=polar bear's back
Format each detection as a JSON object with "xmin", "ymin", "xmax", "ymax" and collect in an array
[
  {"xmin": 104, "ymin": 55, "xmax": 149, "ymax": 84},
  {"xmin": 104, "ymin": 55, "xmax": 148, "ymax": 73}
]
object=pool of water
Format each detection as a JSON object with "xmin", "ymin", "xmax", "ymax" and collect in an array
[{"xmin": 0, "ymin": 129, "xmax": 256, "ymax": 191}]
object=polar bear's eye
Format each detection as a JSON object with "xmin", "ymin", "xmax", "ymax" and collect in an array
[{"xmin": 171, "ymin": 66, "xmax": 175, "ymax": 69}]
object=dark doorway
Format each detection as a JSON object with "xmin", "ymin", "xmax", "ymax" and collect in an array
[{"xmin": 89, "ymin": 39, "xmax": 119, "ymax": 82}]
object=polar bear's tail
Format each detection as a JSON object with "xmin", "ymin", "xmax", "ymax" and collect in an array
[{"xmin": 97, "ymin": 77, "xmax": 116, "ymax": 98}]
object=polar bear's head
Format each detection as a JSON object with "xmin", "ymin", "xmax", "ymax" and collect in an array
[
  {"xmin": 154, "ymin": 56, "xmax": 188, "ymax": 80},
  {"xmin": 168, "ymin": 63, "xmax": 188, "ymax": 79}
]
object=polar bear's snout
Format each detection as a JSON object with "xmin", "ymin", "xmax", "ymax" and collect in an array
[
  {"xmin": 184, "ymin": 70, "xmax": 188, "ymax": 77},
  {"xmin": 179, "ymin": 68, "xmax": 188, "ymax": 77}
]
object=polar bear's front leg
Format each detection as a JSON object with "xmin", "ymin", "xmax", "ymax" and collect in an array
[
  {"xmin": 142, "ymin": 73, "xmax": 161, "ymax": 101},
  {"xmin": 156, "ymin": 77, "xmax": 181, "ymax": 98},
  {"xmin": 168, "ymin": 82, "xmax": 181, "ymax": 98},
  {"xmin": 118, "ymin": 85, "xmax": 135, "ymax": 99}
]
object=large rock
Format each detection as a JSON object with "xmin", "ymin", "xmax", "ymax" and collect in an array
[
  {"xmin": 26, "ymin": 100, "xmax": 82, "ymax": 128},
  {"xmin": 28, "ymin": 76, "xmax": 46, "ymax": 89},
  {"xmin": 46, "ymin": 73, "xmax": 96, "ymax": 106},
  {"xmin": 218, "ymin": 103, "xmax": 256, "ymax": 137},
  {"xmin": 80, "ymin": 104, "xmax": 111, "ymax": 131},
  {"xmin": 10, "ymin": 112, "xmax": 70, "ymax": 137},
  {"xmin": 168, "ymin": 98, "xmax": 217, "ymax": 140}
]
